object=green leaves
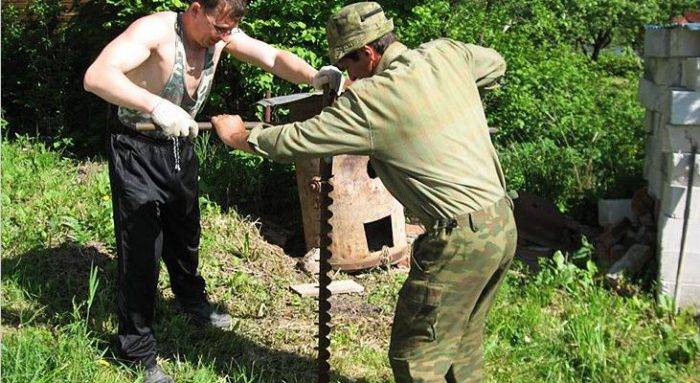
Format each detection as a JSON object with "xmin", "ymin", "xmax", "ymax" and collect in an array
[{"xmin": 2, "ymin": 0, "xmax": 696, "ymax": 216}]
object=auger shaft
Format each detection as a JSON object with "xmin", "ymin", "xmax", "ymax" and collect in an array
[{"xmin": 316, "ymin": 88, "xmax": 337, "ymax": 383}]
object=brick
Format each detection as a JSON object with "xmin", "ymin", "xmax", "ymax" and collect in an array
[
  {"xmin": 660, "ymin": 124, "xmax": 700, "ymax": 153},
  {"xmin": 668, "ymin": 90, "xmax": 700, "ymax": 125},
  {"xmin": 660, "ymin": 183, "xmax": 700, "ymax": 220},
  {"xmin": 644, "ymin": 57, "xmax": 684, "ymax": 86},
  {"xmin": 682, "ymin": 57, "xmax": 700, "ymax": 90},
  {"xmin": 662, "ymin": 152, "xmax": 700, "ymax": 187},
  {"xmin": 644, "ymin": 27, "xmax": 700, "ymax": 58}
]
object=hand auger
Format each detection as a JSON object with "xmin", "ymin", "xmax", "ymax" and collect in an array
[{"xmin": 316, "ymin": 86, "xmax": 337, "ymax": 383}]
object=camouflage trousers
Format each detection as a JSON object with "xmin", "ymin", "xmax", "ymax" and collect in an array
[{"xmin": 389, "ymin": 196, "xmax": 517, "ymax": 383}]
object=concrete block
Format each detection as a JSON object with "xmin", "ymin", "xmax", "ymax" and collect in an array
[
  {"xmin": 644, "ymin": 27, "xmax": 700, "ymax": 57},
  {"xmin": 644, "ymin": 57, "xmax": 684, "ymax": 86},
  {"xmin": 648, "ymin": 123, "xmax": 662, "ymax": 163},
  {"xmin": 290, "ymin": 280, "xmax": 364, "ymax": 297},
  {"xmin": 657, "ymin": 251, "xmax": 700, "ymax": 285},
  {"xmin": 637, "ymin": 82, "xmax": 698, "ymax": 125},
  {"xmin": 638, "ymin": 79, "xmax": 665, "ymax": 112},
  {"xmin": 659, "ymin": 280, "xmax": 700, "ymax": 312},
  {"xmin": 662, "ymin": 152, "xmax": 700, "ymax": 187},
  {"xmin": 668, "ymin": 90, "xmax": 700, "ymax": 125},
  {"xmin": 643, "ymin": 140, "xmax": 653, "ymax": 179},
  {"xmin": 660, "ymin": 124, "xmax": 700, "ymax": 153},
  {"xmin": 647, "ymin": 157, "xmax": 663, "ymax": 198},
  {"xmin": 659, "ymin": 182, "xmax": 700, "ymax": 220},
  {"xmin": 647, "ymin": 159, "xmax": 663, "ymax": 199},
  {"xmin": 644, "ymin": 110, "xmax": 655, "ymax": 133},
  {"xmin": 656, "ymin": 213, "xmax": 700, "ymax": 254},
  {"xmin": 682, "ymin": 57, "xmax": 700, "ymax": 90},
  {"xmin": 644, "ymin": 132, "xmax": 663, "ymax": 196},
  {"xmin": 606, "ymin": 244, "xmax": 652, "ymax": 282},
  {"xmin": 644, "ymin": 28, "xmax": 669, "ymax": 57},
  {"xmin": 598, "ymin": 199, "xmax": 635, "ymax": 227}
]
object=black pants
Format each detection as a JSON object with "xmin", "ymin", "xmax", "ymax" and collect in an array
[{"xmin": 107, "ymin": 132, "xmax": 206, "ymax": 366}]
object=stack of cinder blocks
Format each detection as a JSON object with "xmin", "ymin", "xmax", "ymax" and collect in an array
[{"xmin": 640, "ymin": 23, "xmax": 700, "ymax": 311}]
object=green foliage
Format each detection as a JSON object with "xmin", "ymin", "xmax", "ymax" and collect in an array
[
  {"xmin": 2, "ymin": 264, "xmax": 107, "ymax": 383},
  {"xmin": 563, "ymin": 0, "xmax": 660, "ymax": 60},
  {"xmin": 195, "ymin": 131, "xmax": 298, "ymax": 214},
  {"xmin": 2, "ymin": 0, "xmax": 698, "ymax": 216},
  {"xmin": 594, "ymin": 48, "xmax": 643, "ymax": 78},
  {"xmin": 2, "ymin": 138, "xmax": 699, "ymax": 381},
  {"xmin": 1, "ymin": 135, "xmax": 115, "ymax": 254},
  {"xmin": 490, "ymin": 45, "xmax": 645, "ymax": 212},
  {"xmin": 1, "ymin": 1, "xmax": 73, "ymax": 138},
  {"xmin": 102, "ymin": 0, "xmax": 189, "ymax": 28},
  {"xmin": 487, "ymin": 257, "xmax": 700, "ymax": 383}
]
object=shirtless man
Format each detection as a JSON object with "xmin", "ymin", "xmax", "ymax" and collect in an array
[{"xmin": 83, "ymin": 1, "xmax": 342, "ymax": 381}]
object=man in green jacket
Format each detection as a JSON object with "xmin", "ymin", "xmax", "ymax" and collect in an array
[{"xmin": 211, "ymin": 2, "xmax": 517, "ymax": 382}]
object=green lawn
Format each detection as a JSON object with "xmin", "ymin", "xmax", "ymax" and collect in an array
[{"xmin": 2, "ymin": 136, "xmax": 698, "ymax": 382}]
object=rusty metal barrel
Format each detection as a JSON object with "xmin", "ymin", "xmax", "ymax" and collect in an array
[{"xmin": 277, "ymin": 93, "xmax": 408, "ymax": 271}]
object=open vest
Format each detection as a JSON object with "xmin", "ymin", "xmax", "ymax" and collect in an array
[{"xmin": 118, "ymin": 12, "xmax": 217, "ymax": 140}]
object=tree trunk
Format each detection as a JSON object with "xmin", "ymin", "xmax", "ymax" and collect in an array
[{"xmin": 591, "ymin": 29, "xmax": 612, "ymax": 61}]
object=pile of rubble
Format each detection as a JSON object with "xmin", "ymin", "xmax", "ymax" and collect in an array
[{"xmin": 595, "ymin": 190, "xmax": 656, "ymax": 291}]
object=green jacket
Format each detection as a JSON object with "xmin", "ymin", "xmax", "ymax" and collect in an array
[{"xmin": 248, "ymin": 39, "xmax": 508, "ymax": 225}]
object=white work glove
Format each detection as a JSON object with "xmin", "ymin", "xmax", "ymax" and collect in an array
[
  {"xmin": 312, "ymin": 65, "xmax": 346, "ymax": 96},
  {"xmin": 151, "ymin": 97, "xmax": 199, "ymax": 138}
]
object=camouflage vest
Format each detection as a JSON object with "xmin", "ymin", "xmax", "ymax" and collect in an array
[{"xmin": 118, "ymin": 12, "xmax": 216, "ymax": 139}]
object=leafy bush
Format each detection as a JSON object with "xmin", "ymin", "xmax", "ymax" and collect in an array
[
  {"xmin": 1, "ymin": 1, "xmax": 73, "ymax": 138},
  {"xmin": 2, "ymin": 0, "xmax": 696, "ymax": 218},
  {"xmin": 594, "ymin": 48, "xmax": 643, "ymax": 78},
  {"xmin": 489, "ymin": 46, "xmax": 646, "ymax": 213},
  {"xmin": 194, "ymin": 132, "xmax": 298, "ymax": 215}
]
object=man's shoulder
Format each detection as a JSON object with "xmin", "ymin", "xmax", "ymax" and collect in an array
[
  {"xmin": 125, "ymin": 11, "xmax": 175, "ymax": 40},
  {"xmin": 416, "ymin": 38, "xmax": 470, "ymax": 56},
  {"xmin": 132, "ymin": 11, "xmax": 175, "ymax": 28}
]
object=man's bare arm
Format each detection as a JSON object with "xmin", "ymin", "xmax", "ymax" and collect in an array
[
  {"xmin": 83, "ymin": 15, "xmax": 169, "ymax": 113},
  {"xmin": 211, "ymin": 114, "xmax": 255, "ymax": 153},
  {"xmin": 223, "ymin": 32, "xmax": 317, "ymax": 85}
]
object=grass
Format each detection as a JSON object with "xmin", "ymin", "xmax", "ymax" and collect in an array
[{"xmin": 2, "ymin": 136, "xmax": 699, "ymax": 382}]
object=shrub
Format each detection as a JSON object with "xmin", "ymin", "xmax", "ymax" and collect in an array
[{"xmin": 0, "ymin": 0, "xmax": 684, "ymax": 218}]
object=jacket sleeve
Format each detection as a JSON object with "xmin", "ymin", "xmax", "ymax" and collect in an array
[
  {"xmin": 456, "ymin": 41, "xmax": 506, "ymax": 90},
  {"xmin": 247, "ymin": 90, "xmax": 373, "ymax": 163}
]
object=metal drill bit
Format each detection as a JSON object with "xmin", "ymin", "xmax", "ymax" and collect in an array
[{"xmin": 316, "ymin": 87, "xmax": 337, "ymax": 383}]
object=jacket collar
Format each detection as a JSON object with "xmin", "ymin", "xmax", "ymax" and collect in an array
[{"xmin": 375, "ymin": 42, "xmax": 407, "ymax": 74}]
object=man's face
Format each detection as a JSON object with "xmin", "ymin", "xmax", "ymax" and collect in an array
[
  {"xmin": 337, "ymin": 46, "xmax": 378, "ymax": 81},
  {"xmin": 194, "ymin": 3, "xmax": 238, "ymax": 47}
]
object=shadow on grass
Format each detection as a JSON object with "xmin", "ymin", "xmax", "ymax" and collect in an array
[{"xmin": 2, "ymin": 242, "xmax": 360, "ymax": 382}]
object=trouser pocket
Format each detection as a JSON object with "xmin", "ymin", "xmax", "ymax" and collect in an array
[{"xmin": 389, "ymin": 280, "xmax": 444, "ymax": 358}]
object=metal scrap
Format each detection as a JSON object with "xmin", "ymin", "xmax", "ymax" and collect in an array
[{"xmin": 513, "ymin": 192, "xmax": 583, "ymax": 252}]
